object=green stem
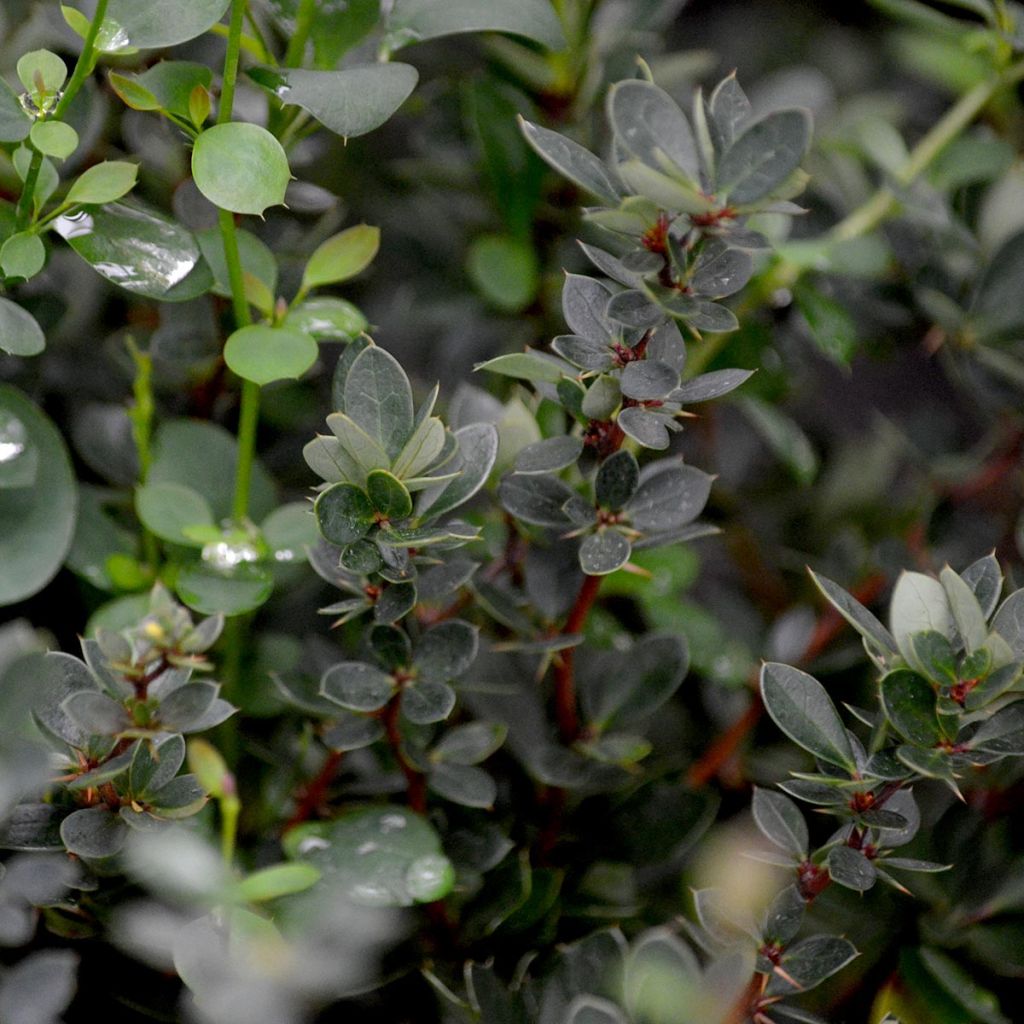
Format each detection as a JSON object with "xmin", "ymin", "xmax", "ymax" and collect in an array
[
  {"xmin": 14, "ymin": 154, "xmax": 44, "ymax": 232},
  {"xmin": 220, "ymin": 792, "xmax": 241, "ymax": 865},
  {"xmin": 218, "ymin": 0, "xmax": 247, "ymax": 126},
  {"xmin": 214, "ymin": 1, "xmax": 262, "ymax": 523},
  {"xmin": 830, "ymin": 72, "xmax": 1011, "ymax": 242},
  {"xmin": 284, "ymin": 0, "xmax": 317, "ymax": 68},
  {"xmin": 126, "ymin": 337, "xmax": 159, "ymax": 569}
]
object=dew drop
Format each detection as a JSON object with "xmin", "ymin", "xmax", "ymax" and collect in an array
[
  {"xmin": 202, "ymin": 539, "xmax": 260, "ymax": 570},
  {"xmin": 379, "ymin": 813, "xmax": 407, "ymax": 833},
  {"xmin": 357, "ymin": 841, "xmax": 378, "ymax": 856},
  {"xmin": 273, "ymin": 548, "xmax": 296, "ymax": 563},
  {"xmin": 405, "ymin": 854, "xmax": 455, "ymax": 902},
  {"xmin": 297, "ymin": 836, "xmax": 330, "ymax": 855}
]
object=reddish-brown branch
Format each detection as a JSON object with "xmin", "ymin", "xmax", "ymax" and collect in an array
[
  {"xmin": 553, "ymin": 573, "xmax": 603, "ymax": 744},
  {"xmin": 282, "ymin": 750, "xmax": 344, "ymax": 833},
  {"xmin": 685, "ymin": 573, "xmax": 886, "ymax": 790},
  {"xmin": 383, "ymin": 698, "xmax": 427, "ymax": 813}
]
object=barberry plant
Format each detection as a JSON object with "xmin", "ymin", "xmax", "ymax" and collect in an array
[{"xmin": 2, "ymin": 1, "xmax": 1024, "ymax": 1023}]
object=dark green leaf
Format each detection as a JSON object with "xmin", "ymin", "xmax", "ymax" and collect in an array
[
  {"xmin": 366, "ymin": 469, "xmax": 413, "ymax": 520},
  {"xmin": 717, "ymin": 110, "xmax": 811, "ymax": 204},
  {"xmin": 498, "ymin": 472, "xmax": 575, "ymax": 528},
  {"xmin": 250, "ymin": 64, "xmax": 417, "ymax": 138},
  {"xmin": 427, "ymin": 763, "xmax": 496, "ymax": 808},
  {"xmin": 607, "ymin": 80, "xmax": 699, "ymax": 182},
  {"xmin": 828, "ymin": 845, "xmax": 877, "ymax": 891},
  {"xmin": 620, "ymin": 360, "xmax": 679, "ymax": 401},
  {"xmin": 321, "ymin": 661, "xmax": 394, "ymax": 712},
  {"xmin": 386, "ymin": 0, "xmax": 566, "ymax": 51},
  {"xmin": 515, "ymin": 436, "xmax": 583, "ymax": 475},
  {"xmin": 808, "ymin": 570, "xmax": 898, "ymax": 654},
  {"xmin": 402, "ymin": 680, "xmax": 456, "ymax": 724},
  {"xmin": 107, "ymin": 0, "xmax": 231, "ymax": 47},
  {"xmin": 579, "ymin": 530, "xmax": 631, "ymax": 576},
  {"xmin": 415, "ymin": 620, "xmax": 479, "ymax": 683},
  {"xmin": 59, "ymin": 806, "xmax": 125, "ymax": 860},
  {"xmin": 315, "ymin": 483, "xmax": 375, "ymax": 545},
  {"xmin": 760, "ymin": 662, "xmax": 856, "ymax": 770},
  {"xmin": 519, "ymin": 119, "xmax": 620, "ymax": 204},
  {"xmin": 432, "ymin": 721, "xmax": 506, "ymax": 764},
  {"xmin": 596, "ymin": 450, "xmax": 640, "ymax": 510},
  {"xmin": 767, "ymin": 935, "xmax": 858, "ymax": 995},
  {"xmin": 751, "ymin": 787, "xmax": 807, "ymax": 857},
  {"xmin": 625, "ymin": 464, "xmax": 713, "ymax": 531},
  {"xmin": 880, "ymin": 670, "xmax": 942, "ymax": 746}
]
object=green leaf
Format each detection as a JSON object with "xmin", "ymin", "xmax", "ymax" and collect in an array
[
  {"xmin": 285, "ymin": 805, "xmax": 454, "ymax": 906},
  {"xmin": 327, "ymin": 413, "xmax": 391, "ymax": 473},
  {"xmin": 0, "ymin": 77, "xmax": 30, "ymax": 142},
  {"xmin": 519, "ymin": 118, "xmax": 620, "ymax": 204},
  {"xmin": 579, "ymin": 530, "xmax": 631, "ymax": 575},
  {"xmin": 607, "ymin": 79, "xmax": 699, "ymax": 182},
  {"xmin": 135, "ymin": 61, "xmax": 214, "ymax": 119},
  {"xmin": 59, "ymin": 807, "xmax": 125, "ymax": 860},
  {"xmin": 386, "ymin": 0, "xmax": 565, "ymax": 50},
  {"xmin": 402, "ymin": 679, "xmax": 456, "ymax": 723},
  {"xmin": 961, "ymin": 553, "xmax": 1003, "ymax": 619},
  {"xmin": 344, "ymin": 345, "xmax": 414, "ymax": 460},
  {"xmin": 236, "ymin": 863, "xmax": 321, "ymax": 903},
  {"xmin": 766, "ymin": 935, "xmax": 859, "ymax": 996},
  {"xmin": 54, "ymin": 203, "xmax": 206, "ymax": 300},
  {"xmin": 415, "ymin": 620, "xmax": 479, "ymax": 683},
  {"xmin": 432, "ymin": 721, "xmax": 506, "ymax": 764},
  {"xmin": 427, "ymin": 763, "xmax": 496, "ymax": 808},
  {"xmin": 29, "ymin": 121, "xmax": 78, "ymax": 160},
  {"xmin": 691, "ymin": 239, "xmax": 754, "ymax": 299},
  {"xmin": 224, "ymin": 324, "xmax": 318, "ymax": 387},
  {"xmin": 596, "ymin": 450, "xmax": 640, "ymax": 510},
  {"xmin": 734, "ymin": 395, "xmax": 818, "ymax": 484},
  {"xmin": 751, "ymin": 787, "xmax": 808, "ymax": 857},
  {"xmin": 760, "ymin": 662, "xmax": 856, "ymax": 770},
  {"xmin": 284, "ymin": 297, "xmax": 367, "ymax": 341},
  {"xmin": 828, "ymin": 845, "xmax": 877, "ymax": 891},
  {"xmin": 261, "ymin": 501, "xmax": 316, "ymax": 561},
  {"xmin": 880, "ymin": 670, "xmax": 942, "ymax": 747},
  {"xmin": 918, "ymin": 947, "xmax": 1010, "ymax": 1024},
  {"xmin": 794, "ymin": 281, "xmax": 857, "ymax": 365},
  {"xmin": 467, "ymin": 234, "xmax": 539, "ymax": 313},
  {"xmin": 65, "ymin": 161, "xmax": 139, "ymax": 206},
  {"xmin": 0, "ymin": 386, "xmax": 77, "ymax": 605},
  {"xmin": 248, "ymin": 64, "xmax": 417, "ymax": 138},
  {"xmin": 17, "ymin": 50, "xmax": 67, "ymax": 98},
  {"xmin": 62, "ymin": 690, "xmax": 130, "ymax": 735},
  {"xmin": 108, "ymin": 71, "xmax": 161, "ymax": 111},
  {"xmin": 624, "ymin": 464, "xmax": 713, "ymax": 531},
  {"xmin": 107, "ymin": 0, "xmax": 232, "ymax": 48},
  {"xmin": 196, "ymin": 227, "xmax": 278, "ymax": 301},
  {"xmin": 191, "ymin": 123, "xmax": 290, "ymax": 216},
  {"xmin": 131, "ymin": 734, "xmax": 187, "ymax": 798},
  {"xmin": 618, "ymin": 407, "xmax": 671, "ymax": 450},
  {"xmin": 315, "ymin": 483, "xmax": 375, "ymax": 545},
  {"xmin": 619, "ymin": 360, "xmax": 679, "ymax": 401},
  {"xmin": 135, "ymin": 481, "xmax": 214, "ymax": 545},
  {"xmin": 808, "ymin": 570, "xmax": 898, "ymax": 654},
  {"xmin": 515, "ymin": 436, "xmax": 583, "ymax": 475},
  {"xmin": 940, "ymin": 565, "xmax": 987, "ymax": 654},
  {"xmin": 0, "ymin": 296, "xmax": 45, "ymax": 355},
  {"xmin": 175, "ymin": 563, "xmax": 274, "ymax": 617},
  {"xmin": 158, "ymin": 682, "xmax": 224, "ymax": 732},
  {"xmin": 716, "ymin": 109, "xmax": 812, "ymax": 204},
  {"xmin": 475, "ymin": 351, "xmax": 566, "ymax": 384},
  {"xmin": 890, "ymin": 571, "xmax": 956, "ymax": 671},
  {"xmin": 417, "ymin": 422, "xmax": 498, "ymax": 519},
  {"xmin": 498, "ymin": 472, "xmax": 575, "ymax": 528},
  {"xmin": 366, "ymin": 469, "xmax": 413, "ymax": 520},
  {"xmin": 968, "ymin": 703, "xmax": 1024, "ymax": 755},
  {"xmin": 302, "ymin": 224, "xmax": 380, "ymax": 292},
  {"xmin": 149, "ymin": 419, "xmax": 276, "ymax": 523}
]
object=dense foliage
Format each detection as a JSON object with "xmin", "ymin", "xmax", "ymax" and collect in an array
[{"xmin": 2, "ymin": 1, "xmax": 1024, "ymax": 1022}]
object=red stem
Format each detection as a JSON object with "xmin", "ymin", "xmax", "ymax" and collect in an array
[
  {"xmin": 383, "ymin": 698, "xmax": 427, "ymax": 813},
  {"xmin": 282, "ymin": 750, "xmax": 343, "ymax": 833},
  {"xmin": 553, "ymin": 573, "xmax": 602, "ymax": 744}
]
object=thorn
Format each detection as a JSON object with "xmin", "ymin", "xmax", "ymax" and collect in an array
[{"xmin": 771, "ymin": 964, "xmax": 802, "ymax": 990}]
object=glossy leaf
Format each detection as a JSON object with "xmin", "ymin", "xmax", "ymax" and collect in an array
[
  {"xmin": 107, "ymin": 0, "xmax": 232, "ymax": 48},
  {"xmin": 752, "ymin": 787, "xmax": 808, "ymax": 857},
  {"xmin": 249, "ymin": 64, "xmax": 417, "ymax": 138},
  {"xmin": 386, "ymin": 0, "xmax": 565, "ymax": 50},
  {"xmin": 0, "ymin": 297, "xmax": 45, "ymax": 356}
]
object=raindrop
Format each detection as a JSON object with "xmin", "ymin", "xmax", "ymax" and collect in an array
[
  {"xmin": 378, "ymin": 813, "xmax": 407, "ymax": 833},
  {"xmin": 273, "ymin": 548, "xmax": 296, "ymax": 562},
  {"xmin": 297, "ymin": 836, "xmax": 330, "ymax": 855},
  {"xmin": 202, "ymin": 539, "xmax": 260, "ymax": 571},
  {"xmin": 357, "ymin": 841, "xmax": 378, "ymax": 856},
  {"xmin": 405, "ymin": 854, "xmax": 454, "ymax": 902},
  {"xmin": 0, "ymin": 411, "xmax": 27, "ymax": 464}
]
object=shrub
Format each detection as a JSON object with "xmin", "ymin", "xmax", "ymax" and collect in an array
[{"xmin": 2, "ymin": 2, "xmax": 1024, "ymax": 1022}]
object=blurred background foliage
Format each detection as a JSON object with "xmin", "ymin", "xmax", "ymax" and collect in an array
[{"xmin": 3, "ymin": 1, "xmax": 1024, "ymax": 1022}]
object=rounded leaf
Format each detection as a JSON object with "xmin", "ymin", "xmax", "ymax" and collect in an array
[
  {"xmin": 224, "ymin": 324, "xmax": 318, "ymax": 386},
  {"xmin": 191, "ymin": 123, "xmax": 290, "ymax": 215}
]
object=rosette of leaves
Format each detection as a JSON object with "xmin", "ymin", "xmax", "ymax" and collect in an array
[
  {"xmin": 479, "ymin": 274, "xmax": 754, "ymax": 452},
  {"xmin": 0, "ymin": 587, "xmax": 233, "ymax": 861},
  {"xmin": 500, "ymin": 447, "xmax": 717, "ymax": 576},
  {"xmin": 305, "ymin": 339, "xmax": 497, "ymax": 622},
  {"xmin": 732, "ymin": 555, "xmax": 1024, "ymax": 1019},
  {"xmin": 319, "ymin": 618, "xmax": 479, "ymax": 746},
  {"xmin": 519, "ymin": 70, "xmax": 812, "ymax": 334}
]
